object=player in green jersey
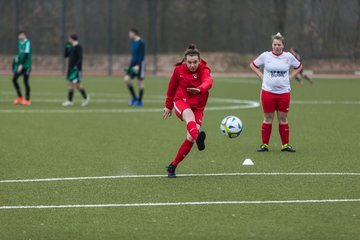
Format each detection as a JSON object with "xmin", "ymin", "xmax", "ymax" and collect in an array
[
  {"xmin": 12, "ymin": 31, "xmax": 32, "ymax": 105},
  {"xmin": 62, "ymin": 34, "xmax": 89, "ymax": 106}
]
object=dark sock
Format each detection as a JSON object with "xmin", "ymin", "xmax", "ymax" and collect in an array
[
  {"xmin": 12, "ymin": 74, "xmax": 22, "ymax": 97},
  {"xmin": 24, "ymin": 74, "xmax": 31, "ymax": 100},
  {"xmin": 68, "ymin": 89, "xmax": 74, "ymax": 102},
  {"xmin": 79, "ymin": 88, "xmax": 87, "ymax": 99},
  {"xmin": 139, "ymin": 88, "xmax": 144, "ymax": 102},
  {"xmin": 127, "ymin": 84, "xmax": 136, "ymax": 98}
]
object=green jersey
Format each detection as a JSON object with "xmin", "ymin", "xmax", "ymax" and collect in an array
[
  {"xmin": 12, "ymin": 53, "xmax": 24, "ymax": 73},
  {"xmin": 18, "ymin": 38, "xmax": 32, "ymax": 68}
]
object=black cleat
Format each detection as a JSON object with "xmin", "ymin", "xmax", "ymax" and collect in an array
[
  {"xmin": 166, "ymin": 164, "xmax": 177, "ymax": 178},
  {"xmin": 196, "ymin": 131, "xmax": 206, "ymax": 151},
  {"xmin": 281, "ymin": 144, "xmax": 296, "ymax": 152},
  {"xmin": 257, "ymin": 144, "xmax": 269, "ymax": 152}
]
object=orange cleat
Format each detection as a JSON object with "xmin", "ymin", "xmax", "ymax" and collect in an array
[
  {"xmin": 13, "ymin": 97, "xmax": 23, "ymax": 105},
  {"xmin": 21, "ymin": 99, "xmax": 31, "ymax": 105}
]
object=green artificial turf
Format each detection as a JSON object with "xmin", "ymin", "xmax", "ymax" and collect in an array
[{"xmin": 0, "ymin": 75, "xmax": 359, "ymax": 240}]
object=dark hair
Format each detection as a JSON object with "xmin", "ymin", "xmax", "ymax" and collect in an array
[
  {"xmin": 175, "ymin": 44, "xmax": 201, "ymax": 66},
  {"xmin": 129, "ymin": 28, "xmax": 139, "ymax": 36},
  {"xmin": 291, "ymin": 48, "xmax": 299, "ymax": 53},
  {"xmin": 69, "ymin": 34, "xmax": 78, "ymax": 41},
  {"xmin": 18, "ymin": 31, "xmax": 27, "ymax": 35}
]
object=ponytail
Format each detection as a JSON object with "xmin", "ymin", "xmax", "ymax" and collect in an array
[{"xmin": 175, "ymin": 43, "xmax": 201, "ymax": 66}]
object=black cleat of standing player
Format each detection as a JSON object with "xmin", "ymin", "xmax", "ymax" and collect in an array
[
  {"xmin": 281, "ymin": 144, "xmax": 296, "ymax": 152},
  {"xmin": 196, "ymin": 131, "xmax": 206, "ymax": 151},
  {"xmin": 257, "ymin": 144, "xmax": 269, "ymax": 152},
  {"xmin": 166, "ymin": 164, "xmax": 177, "ymax": 178}
]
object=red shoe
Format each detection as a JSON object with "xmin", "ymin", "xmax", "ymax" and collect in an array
[
  {"xmin": 21, "ymin": 99, "xmax": 31, "ymax": 105},
  {"xmin": 13, "ymin": 97, "xmax": 23, "ymax": 105}
]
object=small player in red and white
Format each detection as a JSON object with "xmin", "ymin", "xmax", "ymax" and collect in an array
[
  {"xmin": 250, "ymin": 33, "xmax": 303, "ymax": 152},
  {"xmin": 162, "ymin": 44, "xmax": 213, "ymax": 178}
]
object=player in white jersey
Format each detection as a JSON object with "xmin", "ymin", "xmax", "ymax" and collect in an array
[{"xmin": 250, "ymin": 33, "xmax": 303, "ymax": 152}]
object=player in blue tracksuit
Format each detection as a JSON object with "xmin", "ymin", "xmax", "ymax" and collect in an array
[{"xmin": 124, "ymin": 28, "xmax": 146, "ymax": 107}]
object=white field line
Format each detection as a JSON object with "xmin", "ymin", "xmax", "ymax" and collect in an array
[
  {"xmin": 0, "ymin": 99, "xmax": 358, "ymax": 115},
  {"xmin": 1, "ymin": 98, "xmax": 359, "ymax": 105},
  {"xmin": 214, "ymin": 79, "xmax": 259, "ymax": 84},
  {"xmin": 1, "ymin": 90, "xmax": 359, "ymax": 105},
  {"xmin": 1, "ymin": 199, "xmax": 359, "ymax": 210},
  {"xmin": 0, "ymin": 98, "xmax": 260, "ymax": 113},
  {"xmin": 1, "ymin": 172, "xmax": 359, "ymax": 184},
  {"xmin": 292, "ymin": 100, "xmax": 360, "ymax": 105},
  {"xmin": 0, "ymin": 108, "xmax": 164, "ymax": 113},
  {"xmin": 0, "ymin": 99, "xmax": 163, "ymax": 103},
  {"xmin": 0, "ymin": 106, "xmax": 256, "ymax": 113},
  {"xmin": 1, "ymin": 96, "xmax": 359, "ymax": 106},
  {"xmin": 2, "ymin": 91, "xmax": 360, "ymax": 104},
  {"xmin": 0, "ymin": 98, "xmax": 258, "ymax": 104},
  {"xmin": 0, "ymin": 91, "xmax": 164, "ymax": 98},
  {"xmin": 0, "ymin": 93, "xmax": 358, "ymax": 114},
  {"xmin": 1, "ymin": 99, "xmax": 359, "ymax": 114}
]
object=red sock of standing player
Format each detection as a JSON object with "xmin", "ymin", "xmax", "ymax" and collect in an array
[
  {"xmin": 262, "ymin": 122, "xmax": 272, "ymax": 144},
  {"xmin": 279, "ymin": 123, "xmax": 289, "ymax": 145},
  {"xmin": 186, "ymin": 121, "xmax": 199, "ymax": 140},
  {"xmin": 171, "ymin": 139, "xmax": 194, "ymax": 166}
]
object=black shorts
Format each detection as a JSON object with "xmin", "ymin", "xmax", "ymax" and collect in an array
[
  {"xmin": 127, "ymin": 61, "xmax": 145, "ymax": 80},
  {"xmin": 14, "ymin": 68, "xmax": 31, "ymax": 77}
]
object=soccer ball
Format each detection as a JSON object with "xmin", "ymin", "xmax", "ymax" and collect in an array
[{"xmin": 220, "ymin": 116, "xmax": 243, "ymax": 138}]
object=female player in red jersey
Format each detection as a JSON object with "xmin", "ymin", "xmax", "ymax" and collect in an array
[
  {"xmin": 250, "ymin": 33, "xmax": 303, "ymax": 152},
  {"xmin": 162, "ymin": 44, "xmax": 213, "ymax": 178}
]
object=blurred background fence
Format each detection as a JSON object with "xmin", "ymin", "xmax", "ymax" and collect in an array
[{"xmin": 1, "ymin": 0, "xmax": 360, "ymax": 75}]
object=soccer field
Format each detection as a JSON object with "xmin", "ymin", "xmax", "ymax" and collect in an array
[{"xmin": 0, "ymin": 75, "xmax": 359, "ymax": 240}]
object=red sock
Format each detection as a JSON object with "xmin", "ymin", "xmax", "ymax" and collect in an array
[
  {"xmin": 262, "ymin": 123, "xmax": 272, "ymax": 144},
  {"xmin": 186, "ymin": 121, "xmax": 199, "ymax": 140},
  {"xmin": 171, "ymin": 139, "xmax": 194, "ymax": 166},
  {"xmin": 279, "ymin": 123, "xmax": 289, "ymax": 145}
]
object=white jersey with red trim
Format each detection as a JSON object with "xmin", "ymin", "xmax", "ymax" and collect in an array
[{"xmin": 253, "ymin": 51, "xmax": 302, "ymax": 94}]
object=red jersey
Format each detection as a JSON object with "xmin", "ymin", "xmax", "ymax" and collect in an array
[{"xmin": 165, "ymin": 60, "xmax": 213, "ymax": 111}]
